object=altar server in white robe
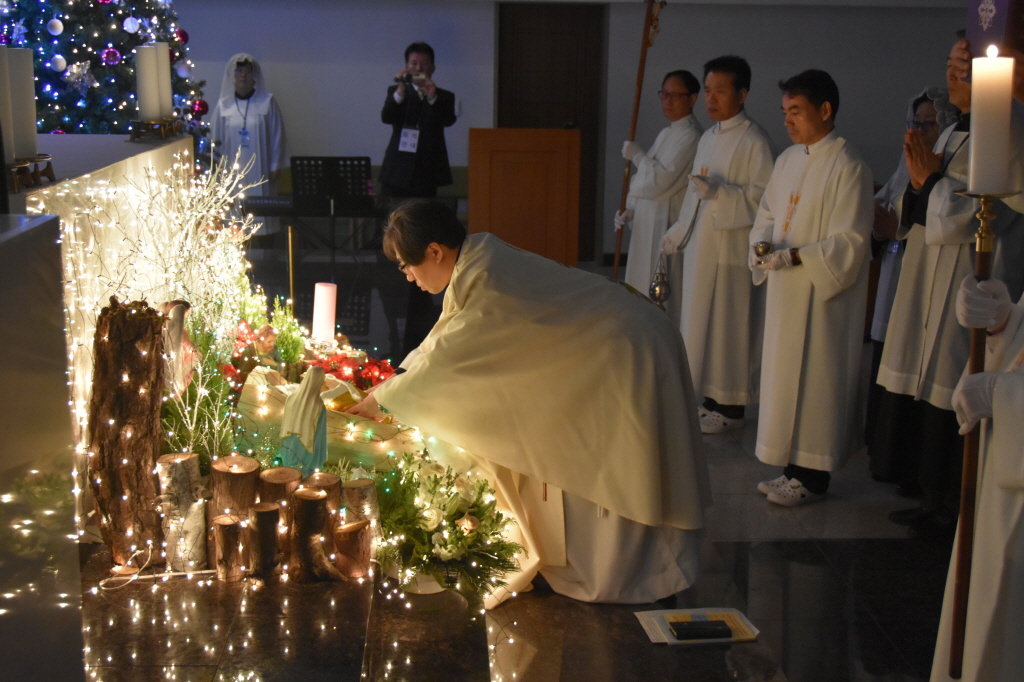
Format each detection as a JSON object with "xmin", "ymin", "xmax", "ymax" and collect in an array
[
  {"xmin": 929, "ymin": 274, "xmax": 1024, "ymax": 682},
  {"xmin": 749, "ymin": 70, "xmax": 873, "ymax": 506},
  {"xmin": 349, "ymin": 199, "xmax": 711, "ymax": 605},
  {"xmin": 876, "ymin": 44, "xmax": 1024, "ymax": 538},
  {"xmin": 615, "ymin": 69, "xmax": 702, "ymax": 311},
  {"xmin": 661, "ymin": 55, "xmax": 775, "ymax": 434},
  {"xmin": 211, "ymin": 54, "xmax": 287, "ymax": 206}
]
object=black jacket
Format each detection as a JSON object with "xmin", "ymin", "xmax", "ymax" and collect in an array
[{"xmin": 379, "ymin": 84, "xmax": 457, "ymax": 192}]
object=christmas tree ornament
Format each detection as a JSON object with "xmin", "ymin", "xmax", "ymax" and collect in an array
[
  {"xmin": 174, "ymin": 28, "xmax": 188, "ymax": 45},
  {"xmin": 101, "ymin": 48, "xmax": 121, "ymax": 66},
  {"xmin": 46, "ymin": 18, "xmax": 63, "ymax": 36},
  {"xmin": 96, "ymin": 0, "xmax": 114, "ymax": 4},
  {"xmin": 11, "ymin": 18, "xmax": 26, "ymax": 44},
  {"xmin": 50, "ymin": 55, "xmax": 67, "ymax": 72},
  {"xmin": 122, "ymin": 16, "xmax": 140, "ymax": 33},
  {"xmin": 174, "ymin": 61, "xmax": 190, "ymax": 79},
  {"xmin": 62, "ymin": 61, "xmax": 99, "ymax": 95},
  {"xmin": 192, "ymin": 98, "xmax": 208, "ymax": 118}
]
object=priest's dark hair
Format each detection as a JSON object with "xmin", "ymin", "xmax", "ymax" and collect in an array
[
  {"xmin": 779, "ymin": 69, "xmax": 840, "ymax": 120},
  {"xmin": 703, "ymin": 55, "xmax": 751, "ymax": 93},
  {"xmin": 384, "ymin": 199, "xmax": 467, "ymax": 265},
  {"xmin": 404, "ymin": 41, "xmax": 435, "ymax": 65},
  {"xmin": 663, "ymin": 70, "xmax": 700, "ymax": 97}
]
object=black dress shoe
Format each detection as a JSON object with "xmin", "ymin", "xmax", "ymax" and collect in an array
[{"xmin": 888, "ymin": 506, "xmax": 934, "ymax": 525}]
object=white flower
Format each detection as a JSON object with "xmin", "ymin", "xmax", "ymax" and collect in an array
[
  {"xmin": 431, "ymin": 531, "xmax": 466, "ymax": 561},
  {"xmin": 456, "ymin": 514, "xmax": 480, "ymax": 533},
  {"xmin": 454, "ymin": 476, "xmax": 477, "ymax": 510},
  {"xmin": 418, "ymin": 506, "xmax": 443, "ymax": 531}
]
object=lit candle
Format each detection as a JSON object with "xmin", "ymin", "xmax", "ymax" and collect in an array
[
  {"xmin": 312, "ymin": 283, "xmax": 337, "ymax": 342},
  {"xmin": 136, "ymin": 46, "xmax": 161, "ymax": 122},
  {"xmin": 969, "ymin": 45, "xmax": 1014, "ymax": 194}
]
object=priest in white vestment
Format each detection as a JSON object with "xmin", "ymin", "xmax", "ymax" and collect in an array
[
  {"xmin": 615, "ymin": 70, "xmax": 702, "ymax": 312},
  {"xmin": 349, "ymin": 200, "xmax": 712, "ymax": 605},
  {"xmin": 749, "ymin": 70, "xmax": 873, "ymax": 506},
  {"xmin": 929, "ymin": 274, "xmax": 1024, "ymax": 682},
  {"xmin": 211, "ymin": 54, "xmax": 287, "ymax": 208},
  {"xmin": 661, "ymin": 55, "xmax": 775, "ymax": 435}
]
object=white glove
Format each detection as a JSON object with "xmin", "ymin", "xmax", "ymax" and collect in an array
[
  {"xmin": 952, "ymin": 371, "xmax": 1000, "ymax": 435},
  {"xmin": 956, "ymin": 276, "xmax": 1012, "ymax": 332},
  {"xmin": 689, "ymin": 175, "xmax": 719, "ymax": 200},
  {"xmin": 614, "ymin": 209, "xmax": 634, "ymax": 232},
  {"xmin": 763, "ymin": 248, "xmax": 796, "ymax": 271},
  {"xmin": 748, "ymin": 245, "xmax": 766, "ymax": 271},
  {"xmin": 662, "ymin": 223, "xmax": 685, "ymax": 254},
  {"xmin": 622, "ymin": 141, "xmax": 643, "ymax": 162}
]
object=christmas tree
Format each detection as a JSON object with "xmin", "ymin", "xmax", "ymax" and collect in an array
[{"xmin": 1, "ymin": 0, "xmax": 207, "ymax": 136}]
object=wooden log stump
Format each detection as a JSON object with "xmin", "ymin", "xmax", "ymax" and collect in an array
[
  {"xmin": 289, "ymin": 488, "xmax": 345, "ymax": 583},
  {"xmin": 210, "ymin": 455, "xmax": 260, "ymax": 516},
  {"xmin": 248, "ymin": 502, "xmax": 281, "ymax": 584},
  {"xmin": 213, "ymin": 514, "xmax": 245, "ymax": 582},
  {"xmin": 342, "ymin": 477, "xmax": 380, "ymax": 556},
  {"xmin": 259, "ymin": 466, "xmax": 302, "ymax": 522},
  {"xmin": 332, "ymin": 519, "xmax": 371, "ymax": 578},
  {"xmin": 155, "ymin": 453, "xmax": 211, "ymax": 571},
  {"xmin": 86, "ymin": 297, "xmax": 166, "ymax": 567},
  {"xmin": 303, "ymin": 471, "xmax": 343, "ymax": 535}
]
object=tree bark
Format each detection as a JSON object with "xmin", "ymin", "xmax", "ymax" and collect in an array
[
  {"xmin": 258, "ymin": 466, "xmax": 302, "ymax": 525},
  {"xmin": 87, "ymin": 297, "xmax": 166, "ymax": 567},
  {"xmin": 332, "ymin": 519, "xmax": 371, "ymax": 578},
  {"xmin": 155, "ymin": 453, "xmax": 211, "ymax": 571},
  {"xmin": 248, "ymin": 502, "xmax": 281, "ymax": 583},
  {"xmin": 288, "ymin": 488, "xmax": 345, "ymax": 583},
  {"xmin": 212, "ymin": 514, "xmax": 245, "ymax": 582},
  {"xmin": 342, "ymin": 478, "xmax": 380, "ymax": 556},
  {"xmin": 210, "ymin": 454, "xmax": 260, "ymax": 517},
  {"xmin": 303, "ymin": 471, "xmax": 342, "ymax": 536}
]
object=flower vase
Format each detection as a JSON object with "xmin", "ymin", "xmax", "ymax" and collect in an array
[{"xmin": 385, "ymin": 563, "xmax": 446, "ymax": 595}]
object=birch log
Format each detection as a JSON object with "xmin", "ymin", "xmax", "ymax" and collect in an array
[
  {"xmin": 341, "ymin": 478, "xmax": 378, "ymax": 524},
  {"xmin": 155, "ymin": 453, "xmax": 211, "ymax": 571},
  {"xmin": 86, "ymin": 297, "xmax": 165, "ymax": 567},
  {"xmin": 248, "ymin": 502, "xmax": 281, "ymax": 583},
  {"xmin": 289, "ymin": 488, "xmax": 345, "ymax": 583},
  {"xmin": 332, "ymin": 519, "xmax": 371, "ymax": 578},
  {"xmin": 303, "ymin": 471, "xmax": 342, "ymax": 536},
  {"xmin": 213, "ymin": 514, "xmax": 245, "ymax": 582}
]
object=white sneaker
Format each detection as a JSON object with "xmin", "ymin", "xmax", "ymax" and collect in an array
[
  {"xmin": 757, "ymin": 474, "xmax": 789, "ymax": 496},
  {"xmin": 699, "ymin": 410, "xmax": 745, "ymax": 434},
  {"xmin": 766, "ymin": 478, "xmax": 826, "ymax": 507}
]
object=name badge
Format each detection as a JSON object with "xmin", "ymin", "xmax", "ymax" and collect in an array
[
  {"xmin": 399, "ymin": 127, "xmax": 420, "ymax": 153},
  {"xmin": 239, "ymin": 128, "xmax": 250, "ymax": 148}
]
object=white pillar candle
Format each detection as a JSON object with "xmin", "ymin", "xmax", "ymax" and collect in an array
[
  {"xmin": 155, "ymin": 42, "xmax": 173, "ymax": 119},
  {"xmin": 7, "ymin": 48, "xmax": 38, "ymax": 159},
  {"xmin": 969, "ymin": 45, "xmax": 1015, "ymax": 194},
  {"xmin": 0, "ymin": 47, "xmax": 16, "ymax": 164},
  {"xmin": 135, "ymin": 45, "xmax": 161, "ymax": 122},
  {"xmin": 312, "ymin": 283, "xmax": 337, "ymax": 342}
]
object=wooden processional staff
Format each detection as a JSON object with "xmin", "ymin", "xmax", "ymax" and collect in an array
[{"xmin": 612, "ymin": 0, "xmax": 666, "ymax": 281}]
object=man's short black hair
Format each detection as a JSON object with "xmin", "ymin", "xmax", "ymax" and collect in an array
[
  {"xmin": 662, "ymin": 70, "xmax": 700, "ymax": 97},
  {"xmin": 779, "ymin": 69, "xmax": 840, "ymax": 120},
  {"xmin": 383, "ymin": 199, "xmax": 467, "ymax": 266},
  {"xmin": 404, "ymin": 42, "xmax": 435, "ymax": 65},
  {"xmin": 703, "ymin": 55, "xmax": 751, "ymax": 93}
]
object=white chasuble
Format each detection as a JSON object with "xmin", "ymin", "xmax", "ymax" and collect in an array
[
  {"xmin": 374, "ymin": 233, "xmax": 712, "ymax": 603},
  {"xmin": 878, "ymin": 120, "xmax": 1024, "ymax": 409},
  {"xmin": 673, "ymin": 111, "xmax": 775, "ymax": 404},
  {"xmin": 931, "ymin": 303, "xmax": 1024, "ymax": 682},
  {"xmin": 623, "ymin": 113, "xmax": 702, "ymax": 313},
  {"xmin": 211, "ymin": 90, "xmax": 286, "ymax": 197},
  {"xmin": 749, "ymin": 130, "xmax": 873, "ymax": 471}
]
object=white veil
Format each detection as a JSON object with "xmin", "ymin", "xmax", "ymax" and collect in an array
[{"xmin": 217, "ymin": 53, "xmax": 266, "ymax": 110}]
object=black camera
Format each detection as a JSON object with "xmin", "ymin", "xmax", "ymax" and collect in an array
[{"xmin": 396, "ymin": 72, "xmax": 427, "ymax": 84}]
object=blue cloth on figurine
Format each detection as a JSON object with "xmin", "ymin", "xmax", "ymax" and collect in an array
[{"xmin": 279, "ymin": 408, "xmax": 327, "ymax": 476}]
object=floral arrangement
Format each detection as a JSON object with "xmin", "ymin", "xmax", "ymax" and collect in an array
[
  {"xmin": 309, "ymin": 353, "xmax": 396, "ymax": 391},
  {"xmin": 375, "ymin": 453, "xmax": 523, "ymax": 595}
]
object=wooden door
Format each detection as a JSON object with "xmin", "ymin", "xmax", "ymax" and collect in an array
[
  {"xmin": 498, "ymin": 3, "xmax": 605, "ymax": 262},
  {"xmin": 468, "ymin": 128, "xmax": 580, "ymax": 266}
]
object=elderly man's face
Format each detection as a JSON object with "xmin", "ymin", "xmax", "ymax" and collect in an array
[
  {"xmin": 254, "ymin": 332, "xmax": 277, "ymax": 355},
  {"xmin": 704, "ymin": 71, "xmax": 747, "ymax": 122},
  {"xmin": 234, "ymin": 63, "xmax": 255, "ymax": 97}
]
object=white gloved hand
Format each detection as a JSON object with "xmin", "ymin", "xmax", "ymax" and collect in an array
[
  {"xmin": 748, "ymin": 245, "xmax": 766, "ymax": 271},
  {"xmin": 614, "ymin": 209, "xmax": 634, "ymax": 232},
  {"xmin": 956, "ymin": 275, "xmax": 1012, "ymax": 332},
  {"xmin": 689, "ymin": 175, "xmax": 719, "ymax": 200},
  {"xmin": 622, "ymin": 141, "xmax": 643, "ymax": 162},
  {"xmin": 763, "ymin": 248, "xmax": 796, "ymax": 271},
  {"xmin": 952, "ymin": 371, "xmax": 1000, "ymax": 435},
  {"xmin": 662, "ymin": 223, "xmax": 686, "ymax": 255}
]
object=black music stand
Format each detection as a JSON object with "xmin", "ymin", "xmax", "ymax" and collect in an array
[{"xmin": 290, "ymin": 156, "xmax": 375, "ymax": 218}]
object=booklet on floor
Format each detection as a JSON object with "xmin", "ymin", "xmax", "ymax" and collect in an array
[{"xmin": 635, "ymin": 607, "xmax": 759, "ymax": 645}]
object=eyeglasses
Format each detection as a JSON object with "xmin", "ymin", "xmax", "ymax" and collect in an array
[
  {"xmin": 658, "ymin": 91, "xmax": 693, "ymax": 101},
  {"xmin": 909, "ymin": 120, "xmax": 939, "ymax": 132},
  {"xmin": 397, "ymin": 262, "xmax": 409, "ymax": 273}
]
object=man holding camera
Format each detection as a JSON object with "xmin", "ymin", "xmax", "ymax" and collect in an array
[{"xmin": 379, "ymin": 42, "xmax": 458, "ymax": 198}]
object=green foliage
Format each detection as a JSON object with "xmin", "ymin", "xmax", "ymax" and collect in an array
[
  {"xmin": 238, "ymin": 279, "xmax": 269, "ymax": 332},
  {"xmin": 271, "ymin": 297, "xmax": 305, "ymax": 365},
  {"xmin": 375, "ymin": 453, "xmax": 523, "ymax": 596}
]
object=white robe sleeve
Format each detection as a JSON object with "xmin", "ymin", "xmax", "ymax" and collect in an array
[
  {"xmin": 799, "ymin": 154, "xmax": 873, "ymax": 302},
  {"xmin": 923, "ymin": 174, "xmax": 976, "ymax": 246},
  {"xmin": 992, "ymin": 370, "xmax": 1024, "ymax": 490},
  {"xmin": 266, "ymin": 96, "xmax": 287, "ymax": 174},
  {"xmin": 629, "ymin": 125, "xmax": 699, "ymax": 200},
  {"xmin": 711, "ymin": 133, "xmax": 775, "ymax": 231}
]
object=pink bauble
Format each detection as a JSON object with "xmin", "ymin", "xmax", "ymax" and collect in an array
[
  {"xmin": 192, "ymin": 99, "xmax": 209, "ymax": 118},
  {"xmin": 101, "ymin": 48, "xmax": 121, "ymax": 66},
  {"xmin": 175, "ymin": 28, "xmax": 189, "ymax": 45}
]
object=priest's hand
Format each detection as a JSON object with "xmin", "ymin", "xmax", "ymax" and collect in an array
[
  {"xmin": 952, "ymin": 371, "xmax": 999, "ymax": 435},
  {"xmin": 662, "ymin": 221, "xmax": 688, "ymax": 254},
  {"xmin": 346, "ymin": 393, "xmax": 386, "ymax": 421},
  {"xmin": 689, "ymin": 175, "xmax": 718, "ymax": 200},
  {"xmin": 948, "ymin": 38, "xmax": 971, "ymax": 82},
  {"xmin": 614, "ymin": 209, "xmax": 634, "ymax": 232},
  {"xmin": 904, "ymin": 129, "xmax": 942, "ymax": 190},
  {"xmin": 622, "ymin": 141, "xmax": 643, "ymax": 162},
  {"xmin": 748, "ymin": 245, "xmax": 767, "ymax": 271},
  {"xmin": 956, "ymin": 275, "xmax": 1012, "ymax": 333},
  {"xmin": 763, "ymin": 248, "xmax": 799, "ymax": 270}
]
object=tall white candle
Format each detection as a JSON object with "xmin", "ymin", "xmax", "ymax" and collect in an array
[
  {"xmin": 312, "ymin": 283, "xmax": 337, "ymax": 342},
  {"xmin": 8, "ymin": 48, "xmax": 38, "ymax": 159},
  {"xmin": 135, "ymin": 46, "xmax": 161, "ymax": 122},
  {"xmin": 0, "ymin": 47, "xmax": 16, "ymax": 164},
  {"xmin": 155, "ymin": 42, "xmax": 173, "ymax": 119},
  {"xmin": 969, "ymin": 45, "xmax": 1014, "ymax": 194}
]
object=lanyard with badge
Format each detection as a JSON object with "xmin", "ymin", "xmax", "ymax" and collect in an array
[
  {"xmin": 235, "ymin": 96, "xmax": 251, "ymax": 148},
  {"xmin": 399, "ymin": 86, "xmax": 424, "ymax": 153}
]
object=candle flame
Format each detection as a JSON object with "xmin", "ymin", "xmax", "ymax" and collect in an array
[{"xmin": 988, "ymin": 44, "xmax": 1000, "ymax": 58}]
